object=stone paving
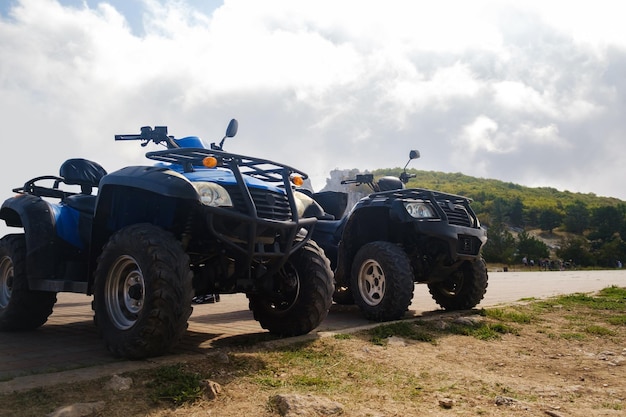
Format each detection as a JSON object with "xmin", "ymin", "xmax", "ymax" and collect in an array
[{"xmin": 0, "ymin": 292, "xmax": 377, "ymax": 385}]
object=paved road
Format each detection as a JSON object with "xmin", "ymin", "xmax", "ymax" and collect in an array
[{"xmin": 1, "ymin": 269, "xmax": 625, "ymax": 391}]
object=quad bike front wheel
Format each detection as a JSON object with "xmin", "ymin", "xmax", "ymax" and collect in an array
[
  {"xmin": 0, "ymin": 234, "xmax": 56, "ymax": 330},
  {"xmin": 93, "ymin": 224, "xmax": 193, "ymax": 359},
  {"xmin": 351, "ymin": 241, "xmax": 414, "ymax": 321},
  {"xmin": 248, "ymin": 240, "xmax": 334, "ymax": 336},
  {"xmin": 428, "ymin": 257, "xmax": 488, "ymax": 310}
]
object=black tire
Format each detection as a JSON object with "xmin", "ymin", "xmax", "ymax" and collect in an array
[
  {"xmin": 248, "ymin": 240, "xmax": 334, "ymax": 336},
  {"xmin": 428, "ymin": 257, "xmax": 488, "ymax": 310},
  {"xmin": 93, "ymin": 224, "xmax": 193, "ymax": 359},
  {"xmin": 350, "ymin": 241, "xmax": 414, "ymax": 321},
  {"xmin": 332, "ymin": 285, "xmax": 355, "ymax": 305},
  {"xmin": 0, "ymin": 234, "xmax": 56, "ymax": 330}
]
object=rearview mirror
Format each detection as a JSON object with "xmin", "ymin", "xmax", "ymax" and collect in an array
[
  {"xmin": 409, "ymin": 150, "xmax": 420, "ymax": 160},
  {"xmin": 225, "ymin": 119, "xmax": 238, "ymax": 138}
]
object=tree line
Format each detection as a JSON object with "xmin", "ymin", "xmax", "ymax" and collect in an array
[{"xmin": 373, "ymin": 168, "xmax": 626, "ymax": 268}]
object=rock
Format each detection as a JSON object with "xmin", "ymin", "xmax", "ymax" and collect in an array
[
  {"xmin": 387, "ymin": 336, "xmax": 406, "ymax": 347},
  {"xmin": 432, "ymin": 320, "xmax": 448, "ymax": 330},
  {"xmin": 46, "ymin": 401, "xmax": 106, "ymax": 417},
  {"xmin": 270, "ymin": 393, "xmax": 344, "ymax": 417},
  {"xmin": 206, "ymin": 350, "xmax": 230, "ymax": 364},
  {"xmin": 104, "ymin": 374, "xmax": 132, "ymax": 391},
  {"xmin": 495, "ymin": 396, "xmax": 518, "ymax": 406},
  {"xmin": 200, "ymin": 379, "xmax": 222, "ymax": 400},
  {"xmin": 453, "ymin": 316, "xmax": 482, "ymax": 326},
  {"xmin": 438, "ymin": 397, "xmax": 455, "ymax": 409}
]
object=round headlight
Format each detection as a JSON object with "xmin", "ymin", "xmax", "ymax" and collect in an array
[
  {"xmin": 193, "ymin": 182, "xmax": 233, "ymax": 207},
  {"xmin": 404, "ymin": 202, "xmax": 435, "ymax": 218},
  {"xmin": 294, "ymin": 190, "xmax": 313, "ymax": 217}
]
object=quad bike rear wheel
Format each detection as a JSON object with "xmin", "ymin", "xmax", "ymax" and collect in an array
[
  {"xmin": 248, "ymin": 240, "xmax": 333, "ymax": 336},
  {"xmin": 428, "ymin": 257, "xmax": 488, "ymax": 310},
  {"xmin": 0, "ymin": 234, "xmax": 57, "ymax": 330},
  {"xmin": 351, "ymin": 241, "xmax": 414, "ymax": 321},
  {"xmin": 93, "ymin": 224, "xmax": 193, "ymax": 359}
]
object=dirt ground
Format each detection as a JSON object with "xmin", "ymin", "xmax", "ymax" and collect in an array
[{"xmin": 2, "ymin": 291, "xmax": 625, "ymax": 417}]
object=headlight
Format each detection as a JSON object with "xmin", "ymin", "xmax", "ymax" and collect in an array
[
  {"xmin": 193, "ymin": 182, "xmax": 233, "ymax": 207},
  {"xmin": 293, "ymin": 190, "xmax": 313, "ymax": 217},
  {"xmin": 404, "ymin": 202, "xmax": 436, "ymax": 218}
]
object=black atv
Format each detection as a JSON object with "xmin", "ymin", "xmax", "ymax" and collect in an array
[
  {"xmin": 310, "ymin": 150, "xmax": 488, "ymax": 321},
  {"xmin": 0, "ymin": 120, "xmax": 334, "ymax": 358}
]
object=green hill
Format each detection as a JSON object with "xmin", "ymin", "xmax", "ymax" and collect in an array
[
  {"xmin": 369, "ymin": 168, "xmax": 626, "ymax": 268},
  {"xmin": 373, "ymin": 167, "xmax": 624, "ymax": 226}
]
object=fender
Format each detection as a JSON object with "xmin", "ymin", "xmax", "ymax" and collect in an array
[
  {"xmin": 0, "ymin": 194, "xmax": 59, "ymax": 285},
  {"xmin": 94, "ymin": 166, "xmax": 200, "ymax": 233},
  {"xmin": 98, "ymin": 165, "xmax": 200, "ymax": 199},
  {"xmin": 333, "ymin": 205, "xmax": 391, "ymax": 286},
  {"xmin": 88, "ymin": 166, "xmax": 202, "ymax": 288}
]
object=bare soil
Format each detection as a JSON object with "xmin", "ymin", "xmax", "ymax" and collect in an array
[{"xmin": 1, "ymin": 293, "xmax": 625, "ymax": 417}]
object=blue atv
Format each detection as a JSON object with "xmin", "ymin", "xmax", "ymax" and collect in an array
[
  {"xmin": 309, "ymin": 150, "xmax": 488, "ymax": 321},
  {"xmin": 0, "ymin": 120, "xmax": 333, "ymax": 358}
]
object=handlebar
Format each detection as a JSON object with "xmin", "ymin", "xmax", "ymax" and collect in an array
[
  {"xmin": 341, "ymin": 174, "xmax": 374, "ymax": 185},
  {"xmin": 399, "ymin": 172, "xmax": 416, "ymax": 184},
  {"xmin": 115, "ymin": 126, "xmax": 178, "ymax": 148}
]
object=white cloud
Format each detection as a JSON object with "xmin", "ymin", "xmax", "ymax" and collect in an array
[{"xmin": 0, "ymin": 0, "xmax": 625, "ymax": 215}]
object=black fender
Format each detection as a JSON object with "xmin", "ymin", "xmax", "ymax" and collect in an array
[
  {"xmin": 93, "ymin": 166, "xmax": 200, "ymax": 233},
  {"xmin": 97, "ymin": 166, "xmax": 200, "ymax": 200},
  {"xmin": 334, "ymin": 205, "xmax": 392, "ymax": 287},
  {"xmin": 0, "ymin": 195, "xmax": 58, "ymax": 285},
  {"xmin": 88, "ymin": 166, "xmax": 201, "ymax": 287}
]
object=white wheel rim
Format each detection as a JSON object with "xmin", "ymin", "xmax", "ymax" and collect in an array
[{"xmin": 357, "ymin": 258, "xmax": 386, "ymax": 306}]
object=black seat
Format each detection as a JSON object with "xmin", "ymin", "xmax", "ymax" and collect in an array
[
  {"xmin": 60, "ymin": 159, "xmax": 107, "ymax": 213},
  {"xmin": 312, "ymin": 191, "xmax": 349, "ymax": 220},
  {"xmin": 60, "ymin": 158, "xmax": 107, "ymax": 194}
]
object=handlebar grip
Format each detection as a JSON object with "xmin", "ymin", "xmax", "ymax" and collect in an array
[{"xmin": 114, "ymin": 134, "xmax": 143, "ymax": 141}]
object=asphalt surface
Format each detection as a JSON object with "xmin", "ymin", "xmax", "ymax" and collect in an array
[{"xmin": 1, "ymin": 269, "xmax": 626, "ymax": 393}]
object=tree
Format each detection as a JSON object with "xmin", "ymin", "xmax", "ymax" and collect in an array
[
  {"xmin": 593, "ymin": 237, "xmax": 626, "ymax": 268},
  {"xmin": 589, "ymin": 205, "xmax": 624, "ymax": 241},
  {"xmin": 482, "ymin": 222, "xmax": 516, "ymax": 264},
  {"xmin": 563, "ymin": 201, "xmax": 589, "ymax": 234},
  {"xmin": 539, "ymin": 208, "xmax": 562, "ymax": 234},
  {"xmin": 508, "ymin": 198, "xmax": 524, "ymax": 228},
  {"xmin": 516, "ymin": 231, "xmax": 549, "ymax": 263},
  {"xmin": 556, "ymin": 236, "xmax": 593, "ymax": 267}
]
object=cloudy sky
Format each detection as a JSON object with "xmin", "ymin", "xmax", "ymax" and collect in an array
[{"xmin": 1, "ymin": 0, "xmax": 626, "ymax": 212}]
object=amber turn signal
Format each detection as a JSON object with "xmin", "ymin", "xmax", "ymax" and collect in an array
[
  {"xmin": 291, "ymin": 175, "xmax": 304, "ymax": 186},
  {"xmin": 202, "ymin": 156, "xmax": 218, "ymax": 168}
]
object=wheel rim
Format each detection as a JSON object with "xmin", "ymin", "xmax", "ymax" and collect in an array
[
  {"xmin": 0, "ymin": 255, "xmax": 13, "ymax": 309},
  {"xmin": 104, "ymin": 255, "xmax": 145, "ymax": 330},
  {"xmin": 266, "ymin": 262, "xmax": 301, "ymax": 312},
  {"xmin": 357, "ymin": 258, "xmax": 385, "ymax": 306},
  {"xmin": 439, "ymin": 270, "xmax": 464, "ymax": 297}
]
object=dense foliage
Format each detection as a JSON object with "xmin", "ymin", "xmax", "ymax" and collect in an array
[{"xmin": 373, "ymin": 168, "xmax": 626, "ymax": 268}]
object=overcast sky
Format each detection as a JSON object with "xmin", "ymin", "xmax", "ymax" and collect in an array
[{"xmin": 1, "ymin": 0, "xmax": 626, "ymax": 211}]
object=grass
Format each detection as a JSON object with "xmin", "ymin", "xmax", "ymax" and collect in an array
[
  {"xmin": 147, "ymin": 364, "xmax": 205, "ymax": 405},
  {"xmin": 369, "ymin": 321, "xmax": 435, "ymax": 345},
  {"xmin": 2, "ymin": 286, "xmax": 625, "ymax": 416}
]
